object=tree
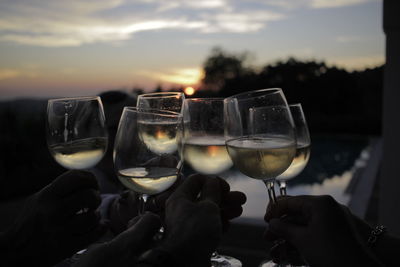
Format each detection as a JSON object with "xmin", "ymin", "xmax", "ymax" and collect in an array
[{"xmin": 202, "ymin": 47, "xmax": 254, "ymax": 92}]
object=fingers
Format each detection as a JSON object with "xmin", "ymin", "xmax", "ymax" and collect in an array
[
  {"xmin": 200, "ymin": 176, "xmax": 222, "ymax": 205},
  {"xmin": 111, "ymin": 212, "xmax": 161, "ymax": 252},
  {"xmin": 60, "ymin": 188, "xmax": 101, "ymax": 217},
  {"xmin": 221, "ymin": 191, "xmax": 246, "ymax": 220},
  {"xmin": 269, "ymin": 240, "xmax": 305, "ymax": 266},
  {"xmin": 170, "ymin": 174, "xmax": 206, "ymax": 201},
  {"xmin": 218, "ymin": 178, "xmax": 230, "ymax": 196},
  {"xmin": 268, "ymin": 218, "xmax": 303, "ymax": 242},
  {"xmin": 265, "ymin": 195, "xmax": 312, "ymax": 222},
  {"xmin": 63, "ymin": 210, "xmax": 102, "ymax": 235},
  {"xmin": 65, "ymin": 223, "xmax": 107, "ymax": 253},
  {"xmin": 44, "ymin": 170, "xmax": 99, "ymax": 198}
]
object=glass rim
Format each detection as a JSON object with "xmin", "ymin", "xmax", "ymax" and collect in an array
[
  {"xmin": 249, "ymin": 104, "xmax": 291, "ymax": 112},
  {"xmin": 123, "ymin": 106, "xmax": 182, "ymax": 118},
  {"xmin": 289, "ymin": 103, "xmax": 302, "ymax": 108},
  {"xmin": 137, "ymin": 91, "xmax": 184, "ymax": 99},
  {"xmin": 184, "ymin": 97, "xmax": 224, "ymax": 102},
  {"xmin": 224, "ymin": 88, "xmax": 283, "ymax": 102},
  {"xmin": 48, "ymin": 96, "xmax": 100, "ymax": 102}
]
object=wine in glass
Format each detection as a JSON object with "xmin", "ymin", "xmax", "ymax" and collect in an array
[
  {"xmin": 183, "ymin": 98, "xmax": 233, "ymax": 175},
  {"xmin": 276, "ymin": 103, "xmax": 311, "ymax": 195},
  {"xmin": 113, "ymin": 107, "xmax": 183, "ymax": 215},
  {"xmin": 182, "ymin": 98, "xmax": 240, "ymax": 267},
  {"xmin": 46, "ymin": 96, "xmax": 108, "ymax": 170},
  {"xmin": 224, "ymin": 88, "xmax": 296, "ymax": 203}
]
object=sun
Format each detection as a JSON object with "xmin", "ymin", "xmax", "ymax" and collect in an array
[{"xmin": 184, "ymin": 86, "xmax": 196, "ymax": 96}]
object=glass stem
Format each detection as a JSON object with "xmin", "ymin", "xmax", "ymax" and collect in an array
[
  {"xmin": 279, "ymin": 180, "xmax": 287, "ymax": 196},
  {"xmin": 139, "ymin": 194, "xmax": 148, "ymax": 215},
  {"xmin": 263, "ymin": 180, "xmax": 277, "ymax": 204}
]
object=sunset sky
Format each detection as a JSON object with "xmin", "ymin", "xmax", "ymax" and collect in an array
[{"xmin": 0, "ymin": 0, "xmax": 384, "ymax": 99}]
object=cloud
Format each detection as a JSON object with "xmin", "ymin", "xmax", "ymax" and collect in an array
[
  {"xmin": 327, "ymin": 55, "xmax": 384, "ymax": 70},
  {"xmin": 261, "ymin": 0, "xmax": 375, "ymax": 9},
  {"xmin": 310, "ymin": 0, "xmax": 373, "ymax": 9},
  {"xmin": 138, "ymin": 68, "xmax": 203, "ymax": 85},
  {"xmin": 0, "ymin": 0, "xmax": 284, "ymax": 47},
  {"xmin": 0, "ymin": 69, "xmax": 20, "ymax": 80},
  {"xmin": 200, "ymin": 10, "xmax": 284, "ymax": 33},
  {"xmin": 335, "ymin": 35, "xmax": 362, "ymax": 43}
]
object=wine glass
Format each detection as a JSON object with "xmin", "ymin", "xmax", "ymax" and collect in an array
[
  {"xmin": 257, "ymin": 103, "xmax": 311, "ymax": 267},
  {"xmin": 46, "ymin": 96, "xmax": 108, "ymax": 171},
  {"xmin": 182, "ymin": 98, "xmax": 240, "ymax": 267},
  {"xmin": 183, "ymin": 98, "xmax": 233, "ymax": 175},
  {"xmin": 276, "ymin": 103, "xmax": 311, "ymax": 195},
  {"xmin": 113, "ymin": 107, "xmax": 183, "ymax": 215},
  {"xmin": 46, "ymin": 96, "xmax": 108, "ymax": 259},
  {"xmin": 137, "ymin": 91, "xmax": 185, "ymax": 113},
  {"xmin": 223, "ymin": 88, "xmax": 296, "ymax": 204}
]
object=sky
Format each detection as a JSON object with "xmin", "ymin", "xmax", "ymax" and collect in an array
[{"xmin": 0, "ymin": 0, "xmax": 384, "ymax": 99}]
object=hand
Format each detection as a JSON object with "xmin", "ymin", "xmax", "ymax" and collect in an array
[
  {"xmin": 264, "ymin": 195, "xmax": 383, "ymax": 266},
  {"xmin": 108, "ymin": 188, "xmax": 175, "ymax": 235},
  {"xmin": 73, "ymin": 212, "xmax": 161, "ymax": 267},
  {"xmin": 108, "ymin": 155, "xmax": 184, "ymax": 235},
  {"xmin": 3, "ymin": 170, "xmax": 105, "ymax": 267},
  {"xmin": 158, "ymin": 174, "xmax": 246, "ymax": 266}
]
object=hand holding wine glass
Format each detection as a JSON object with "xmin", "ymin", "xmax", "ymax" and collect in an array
[
  {"xmin": 182, "ymin": 98, "xmax": 240, "ymax": 267},
  {"xmin": 113, "ymin": 107, "xmax": 183, "ymax": 215},
  {"xmin": 276, "ymin": 103, "xmax": 311, "ymax": 195},
  {"xmin": 46, "ymin": 96, "xmax": 108, "ymax": 260}
]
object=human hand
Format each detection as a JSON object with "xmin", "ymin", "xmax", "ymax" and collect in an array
[
  {"xmin": 5, "ymin": 170, "xmax": 105, "ymax": 267},
  {"xmin": 264, "ymin": 195, "xmax": 382, "ymax": 266},
  {"xmin": 73, "ymin": 212, "xmax": 161, "ymax": 267},
  {"xmin": 158, "ymin": 174, "xmax": 246, "ymax": 266},
  {"xmin": 108, "ymin": 187, "xmax": 176, "ymax": 235},
  {"xmin": 108, "ymin": 154, "xmax": 183, "ymax": 234}
]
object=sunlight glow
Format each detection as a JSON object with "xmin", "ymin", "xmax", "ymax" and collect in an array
[
  {"xmin": 140, "ymin": 68, "xmax": 203, "ymax": 86},
  {"xmin": 0, "ymin": 69, "xmax": 20, "ymax": 80},
  {"xmin": 184, "ymin": 86, "xmax": 196, "ymax": 96}
]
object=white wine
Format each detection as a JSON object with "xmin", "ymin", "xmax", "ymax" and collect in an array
[
  {"xmin": 183, "ymin": 136, "xmax": 233, "ymax": 175},
  {"xmin": 138, "ymin": 121, "xmax": 179, "ymax": 154},
  {"xmin": 277, "ymin": 143, "xmax": 310, "ymax": 181},
  {"xmin": 49, "ymin": 137, "xmax": 107, "ymax": 169},
  {"xmin": 226, "ymin": 137, "xmax": 296, "ymax": 180},
  {"xmin": 117, "ymin": 167, "xmax": 178, "ymax": 195}
]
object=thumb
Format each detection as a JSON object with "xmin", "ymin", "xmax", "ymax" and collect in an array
[
  {"xmin": 268, "ymin": 218, "xmax": 304, "ymax": 244},
  {"xmin": 110, "ymin": 212, "xmax": 161, "ymax": 252}
]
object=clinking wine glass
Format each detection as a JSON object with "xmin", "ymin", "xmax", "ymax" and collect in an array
[
  {"xmin": 136, "ymin": 91, "xmax": 185, "ymax": 208},
  {"xmin": 182, "ymin": 98, "xmax": 240, "ymax": 267},
  {"xmin": 46, "ymin": 96, "xmax": 108, "ymax": 171},
  {"xmin": 224, "ymin": 88, "xmax": 296, "ymax": 204},
  {"xmin": 257, "ymin": 103, "xmax": 310, "ymax": 267},
  {"xmin": 113, "ymin": 107, "xmax": 183, "ymax": 215},
  {"xmin": 46, "ymin": 96, "xmax": 108, "ymax": 259},
  {"xmin": 276, "ymin": 103, "xmax": 311, "ymax": 196}
]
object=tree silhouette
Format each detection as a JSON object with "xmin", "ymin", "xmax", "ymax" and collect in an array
[{"xmin": 195, "ymin": 48, "xmax": 383, "ymax": 135}]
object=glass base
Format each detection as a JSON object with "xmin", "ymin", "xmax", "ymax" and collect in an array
[{"xmin": 211, "ymin": 254, "xmax": 242, "ymax": 267}]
